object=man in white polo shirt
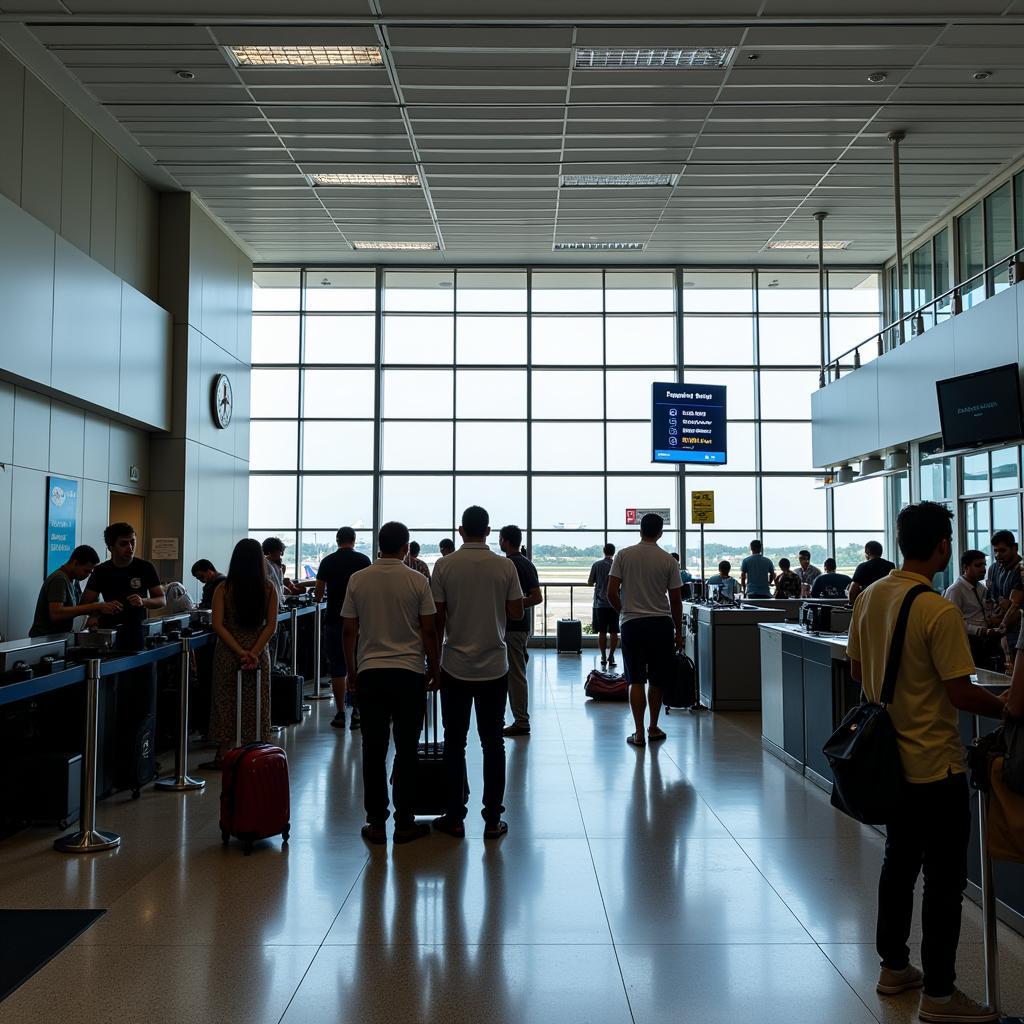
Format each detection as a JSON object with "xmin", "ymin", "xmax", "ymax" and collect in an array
[
  {"xmin": 342, "ymin": 520, "xmax": 439, "ymax": 846},
  {"xmin": 430, "ymin": 505, "xmax": 524, "ymax": 840}
]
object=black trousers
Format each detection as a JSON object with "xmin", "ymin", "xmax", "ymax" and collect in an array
[
  {"xmin": 877, "ymin": 772, "xmax": 971, "ymax": 997},
  {"xmin": 357, "ymin": 669, "xmax": 426, "ymax": 828},
  {"xmin": 440, "ymin": 671, "xmax": 508, "ymax": 823}
]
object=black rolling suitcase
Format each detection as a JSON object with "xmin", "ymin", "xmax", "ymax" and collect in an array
[
  {"xmin": 662, "ymin": 652, "xmax": 697, "ymax": 711},
  {"xmin": 271, "ymin": 673, "xmax": 304, "ymax": 726},
  {"xmin": 113, "ymin": 666, "xmax": 158, "ymax": 798},
  {"xmin": 556, "ymin": 618, "xmax": 583, "ymax": 655},
  {"xmin": 403, "ymin": 690, "xmax": 468, "ymax": 817}
]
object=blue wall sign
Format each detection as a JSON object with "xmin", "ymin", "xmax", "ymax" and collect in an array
[{"xmin": 46, "ymin": 476, "xmax": 79, "ymax": 575}]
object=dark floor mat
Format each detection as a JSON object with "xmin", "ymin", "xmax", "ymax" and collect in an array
[{"xmin": 0, "ymin": 908, "xmax": 105, "ymax": 1001}]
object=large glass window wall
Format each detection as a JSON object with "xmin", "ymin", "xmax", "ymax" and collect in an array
[{"xmin": 249, "ymin": 267, "xmax": 882, "ymax": 608}]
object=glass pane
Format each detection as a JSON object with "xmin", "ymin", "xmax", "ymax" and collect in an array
[
  {"xmin": 606, "ymin": 369, "xmax": 676, "ymax": 418},
  {"xmin": 456, "ymin": 369, "xmax": 527, "ymax": 419},
  {"xmin": 249, "ymin": 531, "xmax": 297, "ymax": 578},
  {"xmin": 726, "ymin": 422, "xmax": 756, "ymax": 472},
  {"xmin": 934, "ymin": 228, "xmax": 951, "ymax": 315},
  {"xmin": 382, "ymin": 369, "xmax": 453, "ymax": 419},
  {"xmin": 993, "ymin": 494, "xmax": 1020, "ymax": 537},
  {"xmin": 456, "ymin": 270, "xmax": 527, "ymax": 312},
  {"xmin": 911, "ymin": 244, "xmax": 934, "ymax": 312},
  {"xmin": 380, "ymin": 475, "xmax": 453, "ymax": 528},
  {"xmin": 761, "ymin": 476, "xmax": 827, "ymax": 529},
  {"xmin": 606, "ymin": 422, "xmax": 676, "ymax": 473},
  {"xmin": 681, "ymin": 271, "xmax": 753, "ymax": 312},
  {"xmin": 761, "ymin": 533, "xmax": 828, "ymax": 568},
  {"xmin": 606, "ymin": 316, "xmax": 675, "ymax": 365},
  {"xmin": 686, "ymin": 369, "xmax": 755, "ymax": 420},
  {"xmin": 383, "ymin": 315, "xmax": 454, "ymax": 364},
  {"xmin": 303, "ymin": 369, "xmax": 375, "ymax": 418},
  {"xmin": 532, "ymin": 532, "xmax": 607, "ymax": 585},
  {"xmin": 684, "ymin": 476, "xmax": 756, "ymax": 531},
  {"xmin": 249, "ymin": 422, "xmax": 297, "ymax": 471},
  {"xmin": 684, "ymin": 316, "xmax": 753, "ymax": 365},
  {"xmin": 251, "ymin": 368, "xmax": 298, "ymax": 418},
  {"xmin": 962, "ymin": 452, "xmax": 989, "ymax": 496},
  {"xmin": 991, "ymin": 446, "xmax": 1020, "ymax": 491},
  {"xmin": 252, "ymin": 315, "xmax": 299, "ymax": 364},
  {"xmin": 382, "ymin": 421, "xmax": 452, "ymax": 471},
  {"xmin": 758, "ymin": 272, "xmax": 819, "ymax": 313},
  {"xmin": 606, "ymin": 476, "xmax": 679, "ymax": 530},
  {"xmin": 455, "ymin": 476, "xmax": 527, "ymax": 532},
  {"xmin": 301, "ymin": 475, "xmax": 374, "ymax": 530},
  {"xmin": 965, "ymin": 500, "xmax": 992, "ymax": 557},
  {"xmin": 305, "ymin": 269, "xmax": 375, "ymax": 311},
  {"xmin": 759, "ymin": 370, "xmax": 820, "ymax": 420},
  {"xmin": 383, "ymin": 271, "xmax": 454, "ymax": 312},
  {"xmin": 249, "ymin": 474, "xmax": 296, "ymax": 528},
  {"xmin": 958, "ymin": 203, "xmax": 985, "ymax": 308},
  {"xmin": 456, "ymin": 316, "xmax": 527, "ymax": 364},
  {"xmin": 531, "ymin": 271, "xmax": 603, "ymax": 313},
  {"xmin": 531, "ymin": 316, "xmax": 603, "ymax": 364},
  {"xmin": 985, "ymin": 182, "xmax": 1013, "ymax": 293},
  {"xmin": 919, "ymin": 452, "xmax": 952, "ymax": 503},
  {"xmin": 302, "ymin": 421, "xmax": 375, "ymax": 471},
  {"xmin": 605, "ymin": 271, "xmax": 675, "ymax": 312},
  {"xmin": 828, "ymin": 271, "xmax": 880, "ymax": 313},
  {"xmin": 304, "ymin": 315, "xmax": 375, "ymax": 363},
  {"xmin": 758, "ymin": 317, "xmax": 819, "ymax": 366},
  {"xmin": 456, "ymin": 422, "xmax": 527, "ymax": 471},
  {"xmin": 532, "ymin": 476, "xmax": 604, "ymax": 531},
  {"xmin": 531, "ymin": 422, "xmax": 605, "ymax": 471},
  {"xmin": 759, "ymin": 422, "xmax": 816, "ymax": 472},
  {"xmin": 252, "ymin": 270, "xmax": 300, "ymax": 312},
  {"xmin": 833, "ymin": 533, "xmax": 883, "ymax": 576},
  {"xmin": 829, "ymin": 317, "xmax": 881, "ymax": 362},
  {"xmin": 532, "ymin": 370, "xmax": 603, "ymax": 419},
  {"xmin": 832, "ymin": 477, "xmax": 885, "ymax": 531}
]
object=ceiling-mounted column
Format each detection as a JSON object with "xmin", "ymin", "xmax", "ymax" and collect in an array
[
  {"xmin": 889, "ymin": 130, "xmax": 907, "ymax": 344},
  {"xmin": 815, "ymin": 210, "xmax": 827, "ymax": 386}
]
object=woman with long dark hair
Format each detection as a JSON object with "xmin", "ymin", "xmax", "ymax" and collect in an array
[{"xmin": 204, "ymin": 537, "xmax": 277, "ymax": 767}]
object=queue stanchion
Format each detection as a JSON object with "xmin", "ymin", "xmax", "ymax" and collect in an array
[
  {"xmin": 156, "ymin": 636, "xmax": 205, "ymax": 792},
  {"xmin": 54, "ymin": 658, "xmax": 121, "ymax": 854},
  {"xmin": 290, "ymin": 607, "xmax": 299, "ymax": 675},
  {"xmin": 308, "ymin": 601, "xmax": 330, "ymax": 701}
]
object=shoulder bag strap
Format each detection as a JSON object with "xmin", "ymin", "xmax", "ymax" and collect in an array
[{"xmin": 880, "ymin": 584, "xmax": 932, "ymax": 706}]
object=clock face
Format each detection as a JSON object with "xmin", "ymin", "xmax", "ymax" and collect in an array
[{"xmin": 211, "ymin": 374, "xmax": 233, "ymax": 429}]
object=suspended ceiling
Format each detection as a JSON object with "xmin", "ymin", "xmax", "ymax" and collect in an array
[{"xmin": 2, "ymin": 2, "xmax": 1024, "ymax": 265}]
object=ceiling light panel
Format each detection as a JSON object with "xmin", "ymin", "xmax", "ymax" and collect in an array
[
  {"xmin": 574, "ymin": 46, "xmax": 734, "ymax": 69},
  {"xmin": 553, "ymin": 241, "xmax": 646, "ymax": 251},
  {"xmin": 352, "ymin": 240, "xmax": 439, "ymax": 251},
  {"xmin": 560, "ymin": 173, "xmax": 675, "ymax": 187},
  {"xmin": 227, "ymin": 45, "xmax": 383, "ymax": 67},
  {"xmin": 765, "ymin": 239, "xmax": 852, "ymax": 250},
  {"xmin": 310, "ymin": 173, "xmax": 420, "ymax": 187}
]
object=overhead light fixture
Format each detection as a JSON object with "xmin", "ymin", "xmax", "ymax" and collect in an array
[
  {"xmin": 352, "ymin": 240, "xmax": 439, "ymax": 251},
  {"xmin": 835, "ymin": 465, "xmax": 856, "ymax": 484},
  {"xmin": 226, "ymin": 44, "xmax": 383, "ymax": 67},
  {"xmin": 867, "ymin": 71, "xmax": 888, "ymax": 84},
  {"xmin": 973, "ymin": 70, "xmax": 993, "ymax": 80},
  {"xmin": 860, "ymin": 457, "xmax": 885, "ymax": 476},
  {"xmin": 574, "ymin": 45, "xmax": 734, "ymax": 69},
  {"xmin": 885, "ymin": 451, "xmax": 909, "ymax": 472},
  {"xmin": 765, "ymin": 239, "xmax": 852, "ymax": 250},
  {"xmin": 310, "ymin": 173, "xmax": 419, "ymax": 187},
  {"xmin": 175, "ymin": 69, "xmax": 196, "ymax": 80},
  {"xmin": 560, "ymin": 173, "xmax": 675, "ymax": 187},
  {"xmin": 553, "ymin": 241, "xmax": 646, "ymax": 251}
]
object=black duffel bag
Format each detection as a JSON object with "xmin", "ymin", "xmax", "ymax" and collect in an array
[{"xmin": 823, "ymin": 584, "xmax": 930, "ymax": 825}]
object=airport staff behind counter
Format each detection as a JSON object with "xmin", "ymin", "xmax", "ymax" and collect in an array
[{"xmin": 29, "ymin": 545, "xmax": 123, "ymax": 637}]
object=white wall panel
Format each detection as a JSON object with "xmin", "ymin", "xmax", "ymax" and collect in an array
[
  {"xmin": 9, "ymin": 467, "xmax": 48, "ymax": 638},
  {"xmin": 195, "ymin": 444, "xmax": 237, "ymax": 573},
  {"xmin": 953, "ymin": 286, "xmax": 1018, "ymax": 376},
  {"xmin": 0, "ymin": 382, "xmax": 14, "ymax": 464},
  {"xmin": 20, "ymin": 75, "xmax": 62, "ymax": 233},
  {"xmin": 119, "ymin": 281, "xmax": 172, "ymax": 429},
  {"xmin": 113, "ymin": 159, "xmax": 138, "ymax": 285},
  {"xmin": 0, "ymin": 48, "xmax": 24, "ymax": 206},
  {"xmin": 80, "ymin": 477, "xmax": 110, "ymax": 555},
  {"xmin": 13, "ymin": 387, "xmax": 51, "ymax": 471},
  {"xmin": 83, "ymin": 412, "xmax": 110, "ymax": 481},
  {"xmin": 0, "ymin": 466, "xmax": 11, "ymax": 637},
  {"xmin": 48, "ymin": 400, "xmax": 85, "ymax": 478},
  {"xmin": 60, "ymin": 111, "xmax": 93, "ymax": 254},
  {"xmin": 90, "ymin": 141, "xmax": 117, "ymax": 270},
  {"xmin": 198, "ymin": 332, "xmax": 242, "ymax": 456},
  {"xmin": 108, "ymin": 421, "xmax": 148, "ymax": 490}
]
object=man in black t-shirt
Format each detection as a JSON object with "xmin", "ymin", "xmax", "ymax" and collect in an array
[
  {"xmin": 191, "ymin": 558, "xmax": 227, "ymax": 609},
  {"xmin": 315, "ymin": 526, "xmax": 372, "ymax": 730},
  {"xmin": 81, "ymin": 522, "xmax": 166, "ymax": 650},
  {"xmin": 498, "ymin": 525, "xmax": 542, "ymax": 737},
  {"xmin": 847, "ymin": 540, "xmax": 896, "ymax": 602},
  {"xmin": 810, "ymin": 558, "xmax": 854, "ymax": 599}
]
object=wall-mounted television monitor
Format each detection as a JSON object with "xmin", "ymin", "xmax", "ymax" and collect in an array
[
  {"xmin": 651, "ymin": 381, "xmax": 727, "ymax": 464},
  {"xmin": 936, "ymin": 363, "xmax": 1024, "ymax": 451}
]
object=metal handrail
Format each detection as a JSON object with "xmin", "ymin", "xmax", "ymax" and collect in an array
[{"xmin": 823, "ymin": 245, "xmax": 1024, "ymax": 385}]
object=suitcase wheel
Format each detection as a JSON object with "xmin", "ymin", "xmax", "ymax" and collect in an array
[
  {"xmin": 221, "ymin": 830, "xmax": 230, "ymax": 846},
  {"xmin": 282, "ymin": 826, "xmax": 290, "ymax": 844}
]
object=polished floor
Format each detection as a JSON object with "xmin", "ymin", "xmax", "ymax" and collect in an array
[{"xmin": 1, "ymin": 651, "xmax": 1022, "ymax": 1024}]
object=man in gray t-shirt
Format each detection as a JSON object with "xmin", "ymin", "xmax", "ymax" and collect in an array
[
  {"xmin": 29, "ymin": 545, "xmax": 116, "ymax": 637},
  {"xmin": 588, "ymin": 543, "xmax": 619, "ymax": 668},
  {"xmin": 740, "ymin": 540, "xmax": 775, "ymax": 598}
]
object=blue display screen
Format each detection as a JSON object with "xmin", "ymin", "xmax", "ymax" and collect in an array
[{"xmin": 651, "ymin": 382, "xmax": 728, "ymax": 464}]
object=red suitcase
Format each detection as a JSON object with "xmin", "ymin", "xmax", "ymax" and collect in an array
[
  {"xmin": 584, "ymin": 669, "xmax": 628, "ymax": 701},
  {"xmin": 220, "ymin": 669, "xmax": 290, "ymax": 854}
]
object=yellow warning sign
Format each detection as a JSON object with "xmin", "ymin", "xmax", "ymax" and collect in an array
[{"xmin": 691, "ymin": 490, "xmax": 715, "ymax": 525}]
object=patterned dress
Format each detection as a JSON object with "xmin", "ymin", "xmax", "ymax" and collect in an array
[{"xmin": 209, "ymin": 584, "xmax": 272, "ymax": 747}]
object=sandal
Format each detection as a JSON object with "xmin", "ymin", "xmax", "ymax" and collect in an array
[
  {"xmin": 626, "ymin": 732, "xmax": 646, "ymax": 747},
  {"xmin": 648, "ymin": 727, "xmax": 667, "ymax": 741}
]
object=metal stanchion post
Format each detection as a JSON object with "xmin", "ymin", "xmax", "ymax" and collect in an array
[
  {"xmin": 156, "ymin": 636, "xmax": 205, "ymax": 792},
  {"xmin": 54, "ymin": 659, "xmax": 121, "ymax": 853},
  {"xmin": 973, "ymin": 716, "xmax": 1003, "ymax": 1016},
  {"xmin": 308, "ymin": 601, "xmax": 330, "ymax": 701},
  {"xmin": 290, "ymin": 607, "xmax": 299, "ymax": 675}
]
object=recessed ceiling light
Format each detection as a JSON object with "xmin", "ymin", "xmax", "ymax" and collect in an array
[
  {"xmin": 973, "ymin": 70, "xmax": 993, "ymax": 80},
  {"xmin": 310, "ymin": 172, "xmax": 419, "ymax": 187},
  {"xmin": 746, "ymin": 52, "xmax": 760, "ymax": 61},
  {"xmin": 765, "ymin": 239, "xmax": 851, "ymax": 250},
  {"xmin": 866, "ymin": 71, "xmax": 887, "ymax": 84},
  {"xmin": 226, "ymin": 44, "xmax": 383, "ymax": 67},
  {"xmin": 352, "ymin": 240, "xmax": 439, "ymax": 251},
  {"xmin": 560, "ymin": 173, "xmax": 675, "ymax": 187},
  {"xmin": 553, "ymin": 241, "xmax": 646, "ymax": 251},
  {"xmin": 574, "ymin": 45, "xmax": 734, "ymax": 69},
  {"xmin": 175, "ymin": 69, "xmax": 195, "ymax": 80}
]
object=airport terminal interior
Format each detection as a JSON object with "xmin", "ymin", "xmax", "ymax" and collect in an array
[{"xmin": 4, "ymin": 1, "xmax": 1024, "ymax": 1022}]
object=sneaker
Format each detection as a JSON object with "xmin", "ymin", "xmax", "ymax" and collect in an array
[
  {"xmin": 503, "ymin": 724, "xmax": 530, "ymax": 737},
  {"xmin": 393, "ymin": 822, "xmax": 430, "ymax": 845},
  {"xmin": 330, "ymin": 713, "xmax": 345, "ymax": 729},
  {"xmin": 918, "ymin": 989, "xmax": 999, "ymax": 1023},
  {"xmin": 600, "ymin": 657, "xmax": 608, "ymax": 668},
  {"xmin": 484, "ymin": 819, "xmax": 509, "ymax": 839},
  {"xmin": 877, "ymin": 964, "xmax": 924, "ymax": 995},
  {"xmin": 360, "ymin": 824, "xmax": 387, "ymax": 845},
  {"xmin": 349, "ymin": 709, "xmax": 361, "ymax": 730},
  {"xmin": 431, "ymin": 815, "xmax": 465, "ymax": 839},
  {"xmin": 608, "ymin": 656, "xmax": 617, "ymax": 668}
]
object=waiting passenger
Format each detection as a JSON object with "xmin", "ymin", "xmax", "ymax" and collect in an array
[
  {"xmin": 847, "ymin": 540, "xmax": 895, "ymax": 601},
  {"xmin": 588, "ymin": 543, "xmax": 619, "ymax": 668},
  {"xmin": 847, "ymin": 502, "xmax": 1007, "ymax": 1023},
  {"xmin": 810, "ymin": 558, "xmax": 853, "ymax": 598},
  {"xmin": 944, "ymin": 550, "xmax": 1002, "ymax": 669},
  {"xmin": 29, "ymin": 545, "xmax": 118, "ymax": 637},
  {"xmin": 607, "ymin": 513, "xmax": 682, "ymax": 747},
  {"xmin": 740, "ymin": 539, "xmax": 775, "ymax": 598},
  {"xmin": 796, "ymin": 549, "xmax": 821, "ymax": 596},
  {"xmin": 985, "ymin": 529, "xmax": 1023, "ymax": 658},
  {"xmin": 190, "ymin": 559, "xmax": 226, "ymax": 610},
  {"xmin": 671, "ymin": 551, "xmax": 693, "ymax": 584},
  {"xmin": 439, "ymin": 538, "xmax": 456, "ymax": 558},
  {"xmin": 773, "ymin": 558, "xmax": 802, "ymax": 599},
  {"xmin": 707, "ymin": 560, "xmax": 739, "ymax": 600},
  {"xmin": 341, "ymin": 521, "xmax": 439, "ymax": 845},
  {"xmin": 205, "ymin": 538, "xmax": 278, "ymax": 768},
  {"xmin": 403, "ymin": 541, "xmax": 431, "ymax": 581},
  {"xmin": 430, "ymin": 505, "xmax": 524, "ymax": 839},
  {"xmin": 498, "ymin": 524, "xmax": 542, "ymax": 737}
]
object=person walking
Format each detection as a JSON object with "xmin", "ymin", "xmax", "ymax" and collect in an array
[
  {"xmin": 588, "ymin": 543, "xmax": 619, "ymax": 667},
  {"xmin": 498, "ymin": 524, "xmax": 542, "ymax": 737},
  {"xmin": 341, "ymin": 521, "xmax": 440, "ymax": 845},
  {"xmin": 315, "ymin": 527, "xmax": 371, "ymax": 730},
  {"xmin": 430, "ymin": 506, "xmax": 524, "ymax": 839},
  {"xmin": 403, "ymin": 541, "xmax": 431, "ymax": 581},
  {"xmin": 204, "ymin": 538, "xmax": 278, "ymax": 769},
  {"xmin": 606, "ymin": 513, "xmax": 682, "ymax": 747},
  {"xmin": 740, "ymin": 539, "xmax": 775, "ymax": 598},
  {"xmin": 847, "ymin": 502, "xmax": 1008, "ymax": 1023}
]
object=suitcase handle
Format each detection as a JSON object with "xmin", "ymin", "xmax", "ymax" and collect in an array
[
  {"xmin": 236, "ymin": 666, "xmax": 261, "ymax": 748},
  {"xmin": 423, "ymin": 686, "xmax": 440, "ymax": 754}
]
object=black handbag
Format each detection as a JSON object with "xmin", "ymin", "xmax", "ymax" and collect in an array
[{"xmin": 823, "ymin": 584, "xmax": 931, "ymax": 825}]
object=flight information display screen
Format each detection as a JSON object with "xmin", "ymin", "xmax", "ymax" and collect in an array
[{"xmin": 651, "ymin": 381, "xmax": 728, "ymax": 464}]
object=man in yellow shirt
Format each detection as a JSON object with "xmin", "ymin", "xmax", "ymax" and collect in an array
[{"xmin": 847, "ymin": 502, "xmax": 1007, "ymax": 1024}]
